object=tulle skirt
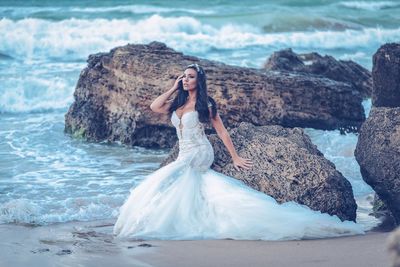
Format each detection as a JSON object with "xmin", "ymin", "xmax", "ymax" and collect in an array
[{"xmin": 113, "ymin": 158, "xmax": 364, "ymax": 240}]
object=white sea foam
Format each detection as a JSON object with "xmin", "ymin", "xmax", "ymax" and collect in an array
[
  {"xmin": 69, "ymin": 5, "xmax": 215, "ymax": 15},
  {"xmin": 305, "ymin": 127, "xmax": 373, "ymax": 197},
  {"xmin": 0, "ymin": 199, "xmax": 43, "ymax": 224},
  {"xmin": 304, "ymin": 101, "xmax": 372, "ymax": 191},
  {"xmin": 0, "ymin": 117, "xmax": 166, "ymax": 225},
  {"xmin": 0, "ymin": 75, "xmax": 74, "ymax": 113},
  {"xmin": 338, "ymin": 1, "xmax": 400, "ymax": 10},
  {"xmin": 338, "ymin": 51, "xmax": 367, "ymax": 62},
  {"xmin": 0, "ymin": 197, "xmax": 124, "ymax": 225},
  {"xmin": 1, "ymin": 16, "xmax": 400, "ymax": 61},
  {"xmin": 362, "ymin": 98, "xmax": 372, "ymax": 118}
]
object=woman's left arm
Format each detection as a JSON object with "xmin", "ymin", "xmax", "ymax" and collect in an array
[{"xmin": 211, "ymin": 112, "xmax": 253, "ymax": 171}]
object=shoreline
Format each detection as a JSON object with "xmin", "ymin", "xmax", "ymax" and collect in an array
[{"xmin": 0, "ymin": 219, "xmax": 392, "ymax": 267}]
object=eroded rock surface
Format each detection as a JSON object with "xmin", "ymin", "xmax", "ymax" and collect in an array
[
  {"xmin": 65, "ymin": 42, "xmax": 365, "ymax": 148},
  {"xmin": 355, "ymin": 43, "xmax": 400, "ymax": 226},
  {"xmin": 264, "ymin": 48, "xmax": 372, "ymax": 98}
]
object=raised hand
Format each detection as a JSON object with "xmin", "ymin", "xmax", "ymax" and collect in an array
[{"xmin": 172, "ymin": 73, "xmax": 185, "ymax": 91}]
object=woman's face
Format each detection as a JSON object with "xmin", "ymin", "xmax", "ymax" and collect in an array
[{"xmin": 182, "ymin": 68, "xmax": 197, "ymax": 91}]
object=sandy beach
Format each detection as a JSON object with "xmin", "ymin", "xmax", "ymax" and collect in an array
[{"xmin": 0, "ymin": 220, "xmax": 391, "ymax": 267}]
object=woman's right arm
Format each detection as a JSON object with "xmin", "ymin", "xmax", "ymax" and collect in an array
[{"xmin": 150, "ymin": 74, "xmax": 183, "ymax": 114}]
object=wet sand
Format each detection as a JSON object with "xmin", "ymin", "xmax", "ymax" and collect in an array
[{"xmin": 0, "ymin": 220, "xmax": 391, "ymax": 267}]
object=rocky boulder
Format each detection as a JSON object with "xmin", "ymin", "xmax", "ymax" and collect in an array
[
  {"xmin": 264, "ymin": 48, "xmax": 372, "ymax": 98},
  {"xmin": 355, "ymin": 107, "xmax": 400, "ymax": 225},
  {"xmin": 162, "ymin": 122, "xmax": 357, "ymax": 221},
  {"xmin": 65, "ymin": 42, "xmax": 365, "ymax": 148},
  {"xmin": 355, "ymin": 43, "xmax": 400, "ymax": 226},
  {"xmin": 372, "ymin": 43, "xmax": 400, "ymax": 107}
]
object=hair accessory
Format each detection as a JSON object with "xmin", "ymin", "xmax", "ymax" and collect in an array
[{"xmin": 187, "ymin": 63, "xmax": 203, "ymax": 74}]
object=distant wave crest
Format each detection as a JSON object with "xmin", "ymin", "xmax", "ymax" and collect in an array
[
  {"xmin": 0, "ymin": 4, "xmax": 215, "ymax": 18},
  {"xmin": 338, "ymin": 1, "xmax": 400, "ymax": 10},
  {"xmin": 1, "ymin": 15, "xmax": 400, "ymax": 61}
]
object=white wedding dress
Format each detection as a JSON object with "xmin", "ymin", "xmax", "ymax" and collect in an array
[{"xmin": 113, "ymin": 110, "xmax": 364, "ymax": 240}]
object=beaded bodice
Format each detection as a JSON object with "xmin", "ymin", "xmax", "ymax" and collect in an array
[
  {"xmin": 171, "ymin": 110, "xmax": 212, "ymax": 151},
  {"xmin": 171, "ymin": 111, "xmax": 207, "ymax": 142}
]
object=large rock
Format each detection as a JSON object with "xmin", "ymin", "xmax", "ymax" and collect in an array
[
  {"xmin": 65, "ymin": 42, "xmax": 365, "ymax": 148},
  {"xmin": 355, "ymin": 107, "xmax": 400, "ymax": 225},
  {"xmin": 264, "ymin": 48, "xmax": 372, "ymax": 98},
  {"xmin": 372, "ymin": 43, "xmax": 400, "ymax": 107},
  {"xmin": 355, "ymin": 43, "xmax": 400, "ymax": 226},
  {"xmin": 162, "ymin": 122, "xmax": 357, "ymax": 221},
  {"xmin": 388, "ymin": 227, "xmax": 400, "ymax": 267}
]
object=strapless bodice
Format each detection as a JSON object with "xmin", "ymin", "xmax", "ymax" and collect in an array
[
  {"xmin": 171, "ymin": 110, "xmax": 208, "ymax": 143},
  {"xmin": 170, "ymin": 110, "xmax": 214, "ymax": 170}
]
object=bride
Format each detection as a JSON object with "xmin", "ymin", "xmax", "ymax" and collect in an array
[{"xmin": 113, "ymin": 63, "xmax": 364, "ymax": 240}]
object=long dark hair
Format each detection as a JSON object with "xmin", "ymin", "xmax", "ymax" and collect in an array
[{"xmin": 168, "ymin": 63, "xmax": 217, "ymax": 123}]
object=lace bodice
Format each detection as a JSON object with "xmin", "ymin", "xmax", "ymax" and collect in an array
[
  {"xmin": 171, "ymin": 110, "xmax": 213, "ymax": 171},
  {"xmin": 171, "ymin": 110, "xmax": 207, "ymax": 142}
]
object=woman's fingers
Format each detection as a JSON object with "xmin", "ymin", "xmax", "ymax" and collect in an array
[
  {"xmin": 243, "ymin": 159, "xmax": 252, "ymax": 165},
  {"xmin": 242, "ymin": 160, "xmax": 252, "ymax": 168},
  {"xmin": 240, "ymin": 158, "xmax": 252, "ymax": 164},
  {"xmin": 241, "ymin": 164, "xmax": 250, "ymax": 170},
  {"xmin": 233, "ymin": 156, "xmax": 254, "ymax": 171},
  {"xmin": 175, "ymin": 74, "xmax": 184, "ymax": 82},
  {"xmin": 243, "ymin": 161, "xmax": 253, "ymax": 168},
  {"xmin": 236, "ymin": 162, "xmax": 249, "ymax": 170}
]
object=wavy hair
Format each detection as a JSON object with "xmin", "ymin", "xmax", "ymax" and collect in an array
[{"xmin": 168, "ymin": 63, "xmax": 217, "ymax": 123}]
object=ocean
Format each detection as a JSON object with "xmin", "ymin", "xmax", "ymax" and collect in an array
[{"xmin": 1, "ymin": 0, "xmax": 399, "ymax": 229}]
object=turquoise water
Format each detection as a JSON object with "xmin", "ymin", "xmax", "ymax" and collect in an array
[{"xmin": 1, "ymin": 0, "xmax": 395, "ymax": 228}]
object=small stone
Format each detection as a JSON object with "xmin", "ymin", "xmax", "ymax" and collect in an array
[
  {"xmin": 30, "ymin": 248, "xmax": 50, "ymax": 254},
  {"xmin": 56, "ymin": 249, "xmax": 72, "ymax": 255},
  {"xmin": 138, "ymin": 243, "xmax": 152, "ymax": 247}
]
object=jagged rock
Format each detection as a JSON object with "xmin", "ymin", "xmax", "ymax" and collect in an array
[
  {"xmin": 65, "ymin": 42, "xmax": 365, "ymax": 148},
  {"xmin": 161, "ymin": 122, "xmax": 357, "ymax": 221},
  {"xmin": 388, "ymin": 227, "xmax": 400, "ymax": 267},
  {"xmin": 264, "ymin": 48, "xmax": 372, "ymax": 98},
  {"xmin": 355, "ymin": 43, "xmax": 400, "ymax": 226},
  {"xmin": 372, "ymin": 43, "xmax": 400, "ymax": 107},
  {"xmin": 355, "ymin": 107, "xmax": 400, "ymax": 225}
]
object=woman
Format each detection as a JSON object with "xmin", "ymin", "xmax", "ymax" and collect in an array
[{"xmin": 113, "ymin": 63, "xmax": 364, "ymax": 240}]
